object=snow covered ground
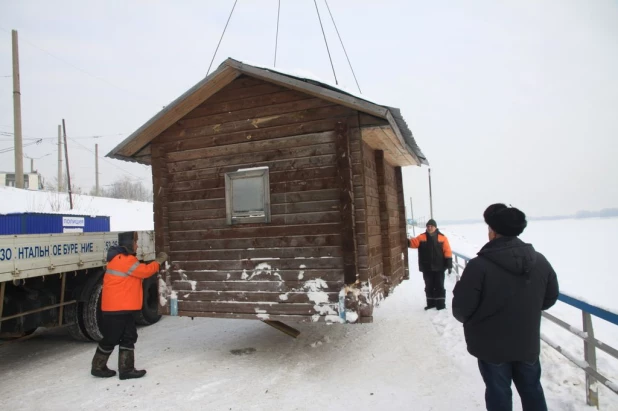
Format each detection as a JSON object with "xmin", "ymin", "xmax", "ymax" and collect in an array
[
  {"xmin": 1, "ymin": 188, "xmax": 617, "ymax": 409},
  {"xmin": 0, "ymin": 269, "xmax": 491, "ymax": 411},
  {"xmin": 0, "ymin": 250, "xmax": 613, "ymax": 410},
  {"xmin": 439, "ymin": 218, "xmax": 618, "ymax": 410}
]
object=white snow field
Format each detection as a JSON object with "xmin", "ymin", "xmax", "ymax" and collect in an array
[
  {"xmin": 1, "ymin": 187, "xmax": 617, "ymax": 410},
  {"xmin": 441, "ymin": 218, "xmax": 618, "ymax": 411}
]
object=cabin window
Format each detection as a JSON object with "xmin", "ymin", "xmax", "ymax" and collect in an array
[{"xmin": 225, "ymin": 167, "xmax": 271, "ymax": 225}]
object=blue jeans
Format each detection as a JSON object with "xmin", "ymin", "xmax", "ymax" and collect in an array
[{"xmin": 478, "ymin": 359, "xmax": 547, "ymax": 411}]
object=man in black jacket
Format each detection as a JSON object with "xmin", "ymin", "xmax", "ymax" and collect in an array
[
  {"xmin": 452, "ymin": 204, "xmax": 559, "ymax": 411},
  {"xmin": 409, "ymin": 219, "xmax": 453, "ymax": 310}
]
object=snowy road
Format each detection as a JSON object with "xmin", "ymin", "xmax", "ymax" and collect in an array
[
  {"xmin": 0, "ymin": 274, "xmax": 488, "ymax": 410},
  {"xmin": 1, "ymin": 251, "xmax": 613, "ymax": 410}
]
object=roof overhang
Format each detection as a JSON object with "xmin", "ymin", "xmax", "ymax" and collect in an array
[
  {"xmin": 107, "ymin": 58, "xmax": 428, "ymax": 167},
  {"xmin": 361, "ymin": 126, "xmax": 418, "ymax": 166}
]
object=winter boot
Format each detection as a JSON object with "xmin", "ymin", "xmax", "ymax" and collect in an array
[
  {"xmin": 435, "ymin": 299, "xmax": 446, "ymax": 310},
  {"xmin": 424, "ymin": 299, "xmax": 435, "ymax": 310},
  {"xmin": 119, "ymin": 349, "xmax": 146, "ymax": 380},
  {"xmin": 91, "ymin": 348, "xmax": 116, "ymax": 378}
]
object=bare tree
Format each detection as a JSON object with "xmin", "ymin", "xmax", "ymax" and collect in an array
[
  {"xmin": 98, "ymin": 176, "xmax": 152, "ymax": 202},
  {"xmin": 44, "ymin": 173, "xmax": 84, "ymax": 196},
  {"xmin": 44, "ymin": 173, "xmax": 69, "ymax": 192}
]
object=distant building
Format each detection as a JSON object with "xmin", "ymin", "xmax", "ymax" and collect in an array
[{"xmin": 0, "ymin": 171, "xmax": 44, "ymax": 190}]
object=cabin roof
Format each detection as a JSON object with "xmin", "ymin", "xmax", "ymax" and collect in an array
[{"xmin": 106, "ymin": 58, "xmax": 428, "ymax": 166}]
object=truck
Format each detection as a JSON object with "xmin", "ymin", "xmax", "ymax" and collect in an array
[{"xmin": 0, "ymin": 230, "xmax": 159, "ymax": 342}]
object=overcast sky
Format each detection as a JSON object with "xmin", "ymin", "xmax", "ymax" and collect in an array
[{"xmin": 0, "ymin": 0, "xmax": 616, "ymax": 221}]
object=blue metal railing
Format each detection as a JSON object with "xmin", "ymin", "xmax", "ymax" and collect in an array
[
  {"xmin": 451, "ymin": 251, "xmax": 617, "ymax": 408},
  {"xmin": 452, "ymin": 251, "xmax": 618, "ymax": 326},
  {"xmin": 557, "ymin": 294, "xmax": 618, "ymax": 327}
]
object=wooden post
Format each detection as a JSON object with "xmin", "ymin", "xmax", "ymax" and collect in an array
[
  {"xmin": 396, "ymin": 167, "xmax": 409, "ymax": 280},
  {"xmin": 334, "ymin": 122, "xmax": 358, "ymax": 285},
  {"xmin": 583, "ymin": 312, "xmax": 599, "ymax": 408},
  {"xmin": 151, "ymin": 144, "xmax": 171, "ymax": 316},
  {"xmin": 12, "ymin": 30, "xmax": 24, "ymax": 189},
  {"xmin": 375, "ymin": 150, "xmax": 392, "ymax": 290},
  {"xmin": 62, "ymin": 119, "xmax": 73, "ymax": 209},
  {"xmin": 262, "ymin": 320, "xmax": 300, "ymax": 338},
  {"xmin": 57, "ymin": 125, "xmax": 62, "ymax": 192},
  {"xmin": 95, "ymin": 144, "xmax": 100, "ymax": 196}
]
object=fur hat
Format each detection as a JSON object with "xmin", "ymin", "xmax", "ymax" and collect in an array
[
  {"xmin": 483, "ymin": 204, "xmax": 527, "ymax": 237},
  {"xmin": 426, "ymin": 219, "xmax": 437, "ymax": 227},
  {"xmin": 118, "ymin": 231, "xmax": 136, "ymax": 253}
]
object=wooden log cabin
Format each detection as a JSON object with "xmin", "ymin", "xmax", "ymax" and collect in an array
[{"xmin": 107, "ymin": 58, "xmax": 428, "ymax": 324}]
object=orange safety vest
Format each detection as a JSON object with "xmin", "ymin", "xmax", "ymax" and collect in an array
[
  {"xmin": 101, "ymin": 253, "xmax": 160, "ymax": 312},
  {"xmin": 409, "ymin": 233, "xmax": 452, "ymax": 257}
]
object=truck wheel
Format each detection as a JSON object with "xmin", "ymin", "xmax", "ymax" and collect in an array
[
  {"xmin": 64, "ymin": 302, "xmax": 91, "ymax": 342},
  {"xmin": 83, "ymin": 281, "xmax": 104, "ymax": 342},
  {"xmin": 134, "ymin": 276, "xmax": 162, "ymax": 326}
]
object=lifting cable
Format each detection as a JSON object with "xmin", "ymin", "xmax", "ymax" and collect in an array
[
  {"xmin": 206, "ymin": 0, "xmax": 239, "ymax": 76},
  {"xmin": 312, "ymin": 0, "xmax": 338, "ymax": 85},
  {"xmin": 274, "ymin": 0, "xmax": 281, "ymax": 67},
  {"xmin": 324, "ymin": 0, "xmax": 362, "ymax": 94}
]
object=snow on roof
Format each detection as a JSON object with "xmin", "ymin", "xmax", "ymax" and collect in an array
[{"xmin": 237, "ymin": 59, "xmax": 381, "ymax": 105}]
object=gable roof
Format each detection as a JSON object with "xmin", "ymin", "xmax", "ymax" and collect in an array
[{"xmin": 107, "ymin": 58, "xmax": 428, "ymax": 166}]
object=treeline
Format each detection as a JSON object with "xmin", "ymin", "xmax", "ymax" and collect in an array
[
  {"xmin": 44, "ymin": 174, "xmax": 152, "ymax": 202},
  {"xmin": 575, "ymin": 208, "xmax": 618, "ymax": 219},
  {"xmin": 436, "ymin": 208, "xmax": 618, "ymax": 226}
]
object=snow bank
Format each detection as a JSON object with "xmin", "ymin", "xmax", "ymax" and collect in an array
[{"xmin": 0, "ymin": 186, "xmax": 154, "ymax": 231}]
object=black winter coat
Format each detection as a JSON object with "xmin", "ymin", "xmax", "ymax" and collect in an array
[
  {"xmin": 409, "ymin": 231, "xmax": 453, "ymax": 273},
  {"xmin": 452, "ymin": 236, "xmax": 559, "ymax": 363}
]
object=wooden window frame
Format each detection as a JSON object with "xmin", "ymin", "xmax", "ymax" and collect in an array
[{"xmin": 225, "ymin": 167, "xmax": 271, "ymax": 225}]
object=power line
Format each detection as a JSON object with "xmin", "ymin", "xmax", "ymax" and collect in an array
[
  {"xmin": 24, "ymin": 151, "xmax": 52, "ymax": 160},
  {"xmin": 0, "ymin": 128, "xmax": 128, "ymax": 141},
  {"xmin": 0, "ymin": 139, "xmax": 42, "ymax": 154},
  {"xmin": 0, "ymin": 26, "xmax": 162, "ymax": 105},
  {"xmin": 324, "ymin": 0, "xmax": 361, "ymax": 94},
  {"xmin": 312, "ymin": 0, "xmax": 338, "ymax": 85},
  {"xmin": 274, "ymin": 0, "xmax": 281, "ymax": 67},
  {"xmin": 206, "ymin": 0, "xmax": 238, "ymax": 76},
  {"xmin": 68, "ymin": 137, "xmax": 144, "ymax": 180}
]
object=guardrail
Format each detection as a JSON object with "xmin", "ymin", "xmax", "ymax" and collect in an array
[{"xmin": 452, "ymin": 251, "xmax": 618, "ymax": 409}]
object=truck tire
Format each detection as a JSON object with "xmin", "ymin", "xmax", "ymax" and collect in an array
[
  {"xmin": 64, "ymin": 302, "xmax": 92, "ymax": 342},
  {"xmin": 83, "ymin": 281, "xmax": 104, "ymax": 342},
  {"xmin": 134, "ymin": 276, "xmax": 162, "ymax": 326}
]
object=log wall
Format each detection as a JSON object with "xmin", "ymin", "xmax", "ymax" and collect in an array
[{"xmin": 152, "ymin": 75, "xmax": 370, "ymax": 322}]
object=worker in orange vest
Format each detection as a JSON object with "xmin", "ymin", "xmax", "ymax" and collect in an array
[
  {"xmin": 91, "ymin": 231, "xmax": 167, "ymax": 380},
  {"xmin": 409, "ymin": 219, "xmax": 453, "ymax": 310}
]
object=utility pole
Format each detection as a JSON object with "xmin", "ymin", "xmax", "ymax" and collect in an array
[
  {"xmin": 62, "ymin": 119, "xmax": 73, "ymax": 209},
  {"xmin": 428, "ymin": 168, "xmax": 434, "ymax": 219},
  {"xmin": 12, "ymin": 30, "xmax": 24, "ymax": 189},
  {"xmin": 30, "ymin": 158, "xmax": 33, "ymax": 173},
  {"xmin": 57, "ymin": 125, "xmax": 62, "ymax": 192},
  {"xmin": 409, "ymin": 196, "xmax": 416, "ymax": 236},
  {"xmin": 95, "ymin": 144, "xmax": 100, "ymax": 196}
]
